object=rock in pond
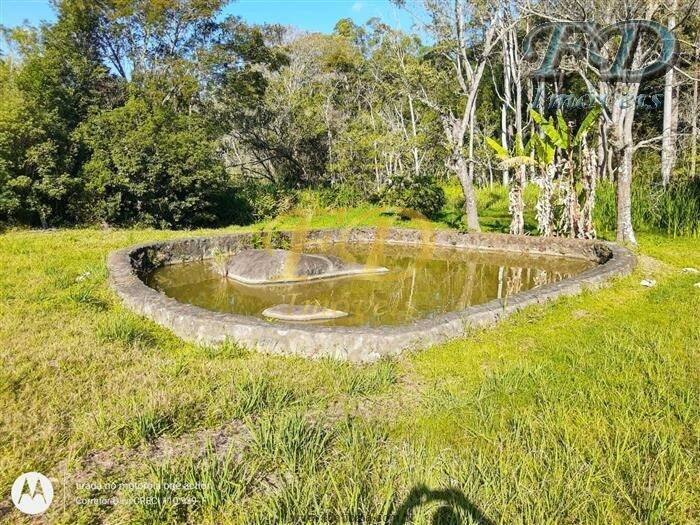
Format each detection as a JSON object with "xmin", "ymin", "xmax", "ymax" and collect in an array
[
  {"xmin": 262, "ymin": 304, "xmax": 348, "ymax": 321},
  {"xmin": 219, "ymin": 248, "xmax": 389, "ymax": 285}
]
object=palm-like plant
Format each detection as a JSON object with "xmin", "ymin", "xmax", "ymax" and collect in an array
[
  {"xmin": 533, "ymin": 107, "xmax": 600, "ymax": 238},
  {"xmin": 486, "ymin": 107, "xmax": 601, "ymax": 238},
  {"xmin": 485, "ymin": 133, "xmax": 534, "ymax": 235}
]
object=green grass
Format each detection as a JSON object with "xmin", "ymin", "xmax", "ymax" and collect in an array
[{"xmin": 0, "ymin": 196, "xmax": 698, "ymax": 523}]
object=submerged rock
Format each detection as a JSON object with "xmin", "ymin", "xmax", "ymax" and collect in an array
[
  {"xmin": 219, "ymin": 248, "xmax": 389, "ymax": 285},
  {"xmin": 262, "ymin": 303, "xmax": 348, "ymax": 321}
]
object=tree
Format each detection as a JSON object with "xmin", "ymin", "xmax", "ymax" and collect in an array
[
  {"xmin": 0, "ymin": 6, "xmax": 116, "ymax": 226},
  {"xmin": 396, "ymin": 0, "xmax": 505, "ymax": 232},
  {"xmin": 79, "ymin": 97, "xmax": 231, "ymax": 227}
]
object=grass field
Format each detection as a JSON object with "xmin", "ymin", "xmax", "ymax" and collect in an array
[{"xmin": 1, "ymin": 195, "xmax": 698, "ymax": 523}]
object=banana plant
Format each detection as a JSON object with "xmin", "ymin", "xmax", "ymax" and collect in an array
[
  {"xmin": 529, "ymin": 106, "xmax": 600, "ymax": 154},
  {"xmin": 485, "ymin": 133, "xmax": 533, "ymax": 235},
  {"xmin": 487, "ymin": 107, "xmax": 602, "ymax": 238},
  {"xmin": 528, "ymin": 106, "xmax": 601, "ymax": 238}
]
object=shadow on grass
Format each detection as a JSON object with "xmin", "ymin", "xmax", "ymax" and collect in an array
[{"xmin": 391, "ymin": 484, "xmax": 494, "ymax": 525}]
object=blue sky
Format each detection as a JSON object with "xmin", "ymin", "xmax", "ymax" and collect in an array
[{"xmin": 0, "ymin": 0, "xmax": 417, "ymax": 33}]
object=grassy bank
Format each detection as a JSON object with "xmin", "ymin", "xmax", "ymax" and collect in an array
[{"xmin": 0, "ymin": 203, "xmax": 698, "ymax": 523}]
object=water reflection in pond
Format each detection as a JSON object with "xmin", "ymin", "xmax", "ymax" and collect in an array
[{"xmin": 147, "ymin": 243, "xmax": 595, "ymax": 327}]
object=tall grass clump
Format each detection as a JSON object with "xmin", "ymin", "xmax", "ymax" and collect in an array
[
  {"xmin": 200, "ymin": 338, "xmax": 248, "ymax": 359},
  {"xmin": 595, "ymin": 174, "xmax": 700, "ymax": 237},
  {"xmin": 117, "ymin": 407, "xmax": 177, "ymax": 446},
  {"xmin": 130, "ymin": 443, "xmax": 259, "ymax": 523},
  {"xmin": 249, "ymin": 412, "xmax": 333, "ymax": 472},
  {"xmin": 657, "ymin": 178, "xmax": 700, "ymax": 236},
  {"xmin": 341, "ymin": 359, "xmax": 398, "ymax": 396},
  {"xmin": 67, "ymin": 284, "xmax": 109, "ymax": 310},
  {"xmin": 97, "ymin": 312, "xmax": 156, "ymax": 346},
  {"xmin": 233, "ymin": 375, "xmax": 297, "ymax": 417},
  {"xmin": 250, "ymin": 418, "xmax": 400, "ymax": 525}
]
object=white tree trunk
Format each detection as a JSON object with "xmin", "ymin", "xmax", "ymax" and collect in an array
[
  {"xmin": 501, "ymin": 31, "xmax": 512, "ymax": 186},
  {"xmin": 616, "ymin": 99, "xmax": 638, "ymax": 246},
  {"xmin": 661, "ymin": 0, "xmax": 678, "ymax": 186},
  {"xmin": 453, "ymin": 155, "xmax": 481, "ymax": 232},
  {"xmin": 691, "ymin": 36, "xmax": 699, "ymax": 178}
]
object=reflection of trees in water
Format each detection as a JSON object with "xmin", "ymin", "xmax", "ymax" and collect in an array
[
  {"xmin": 149, "ymin": 243, "xmax": 589, "ymax": 326},
  {"xmin": 457, "ymin": 262, "xmax": 478, "ymax": 310},
  {"xmin": 366, "ymin": 228, "xmax": 388, "ymax": 267},
  {"xmin": 534, "ymin": 268, "xmax": 549, "ymax": 288},
  {"xmin": 506, "ymin": 267, "xmax": 524, "ymax": 297}
]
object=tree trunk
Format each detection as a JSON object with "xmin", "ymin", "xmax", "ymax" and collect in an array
[
  {"xmin": 661, "ymin": 0, "xmax": 677, "ymax": 186},
  {"xmin": 500, "ymin": 31, "xmax": 512, "ymax": 186},
  {"xmin": 453, "ymin": 155, "xmax": 480, "ymax": 232},
  {"xmin": 616, "ymin": 102, "xmax": 638, "ymax": 245},
  {"xmin": 509, "ymin": 168, "xmax": 525, "ymax": 235},
  {"xmin": 535, "ymin": 164, "xmax": 555, "ymax": 236},
  {"xmin": 581, "ymin": 137, "xmax": 598, "ymax": 239},
  {"xmin": 407, "ymin": 93, "xmax": 421, "ymax": 177},
  {"xmin": 691, "ymin": 37, "xmax": 699, "ymax": 178},
  {"xmin": 617, "ymin": 145, "xmax": 636, "ymax": 245}
]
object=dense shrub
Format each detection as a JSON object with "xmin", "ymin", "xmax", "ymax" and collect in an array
[
  {"xmin": 318, "ymin": 182, "xmax": 366, "ymax": 208},
  {"xmin": 374, "ymin": 175, "xmax": 446, "ymax": 219},
  {"xmin": 0, "ymin": 20, "xmax": 115, "ymax": 227},
  {"xmin": 238, "ymin": 182, "xmax": 296, "ymax": 221},
  {"xmin": 79, "ymin": 98, "xmax": 239, "ymax": 228}
]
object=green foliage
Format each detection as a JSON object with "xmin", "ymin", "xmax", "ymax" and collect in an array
[
  {"xmin": 79, "ymin": 98, "xmax": 234, "ymax": 228},
  {"xmin": 233, "ymin": 375, "xmax": 297, "ymax": 417},
  {"xmin": 486, "ymin": 132, "xmax": 535, "ymax": 170},
  {"xmin": 596, "ymin": 175, "xmax": 700, "ymax": 237},
  {"xmin": 0, "ymin": 0, "xmax": 696, "ymax": 244},
  {"xmin": 238, "ymin": 182, "xmax": 295, "ymax": 222},
  {"xmin": 133, "ymin": 444, "xmax": 258, "ymax": 523},
  {"xmin": 528, "ymin": 107, "xmax": 600, "ymax": 163},
  {"xmin": 485, "ymin": 136, "xmax": 508, "ymax": 158},
  {"xmin": 374, "ymin": 174, "xmax": 446, "ymax": 219},
  {"xmin": 117, "ymin": 406, "xmax": 177, "ymax": 445},
  {"xmin": 249, "ymin": 412, "xmax": 333, "ymax": 472},
  {"xmin": 0, "ymin": 14, "xmax": 116, "ymax": 226},
  {"xmin": 296, "ymin": 183, "xmax": 366, "ymax": 209}
]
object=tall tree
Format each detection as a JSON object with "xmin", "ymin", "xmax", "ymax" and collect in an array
[
  {"xmin": 0, "ymin": 4, "xmax": 115, "ymax": 226},
  {"xmin": 396, "ymin": 0, "xmax": 505, "ymax": 232}
]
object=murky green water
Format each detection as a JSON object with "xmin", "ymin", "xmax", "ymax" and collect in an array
[{"xmin": 147, "ymin": 243, "xmax": 594, "ymax": 327}]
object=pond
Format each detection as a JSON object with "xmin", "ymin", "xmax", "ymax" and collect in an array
[{"xmin": 147, "ymin": 242, "xmax": 595, "ymax": 327}]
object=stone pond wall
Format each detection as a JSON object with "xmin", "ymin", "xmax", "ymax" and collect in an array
[{"xmin": 107, "ymin": 228, "xmax": 636, "ymax": 363}]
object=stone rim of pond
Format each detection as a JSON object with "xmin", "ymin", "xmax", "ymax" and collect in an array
[{"xmin": 107, "ymin": 227, "xmax": 636, "ymax": 363}]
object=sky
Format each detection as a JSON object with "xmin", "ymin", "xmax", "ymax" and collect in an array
[{"xmin": 0, "ymin": 0, "xmax": 418, "ymax": 33}]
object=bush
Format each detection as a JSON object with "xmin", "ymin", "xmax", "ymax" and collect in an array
[
  {"xmin": 239, "ymin": 182, "xmax": 296, "ymax": 221},
  {"xmin": 374, "ymin": 175, "xmax": 446, "ymax": 219},
  {"xmin": 79, "ymin": 98, "xmax": 239, "ymax": 228},
  {"xmin": 318, "ymin": 182, "xmax": 366, "ymax": 208}
]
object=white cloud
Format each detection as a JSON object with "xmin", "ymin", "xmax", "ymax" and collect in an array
[{"xmin": 352, "ymin": 1, "xmax": 364, "ymax": 12}]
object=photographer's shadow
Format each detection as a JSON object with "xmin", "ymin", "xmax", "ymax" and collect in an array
[{"xmin": 391, "ymin": 484, "xmax": 494, "ymax": 525}]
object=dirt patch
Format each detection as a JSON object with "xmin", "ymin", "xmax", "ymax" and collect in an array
[{"xmin": 637, "ymin": 254, "xmax": 675, "ymax": 276}]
